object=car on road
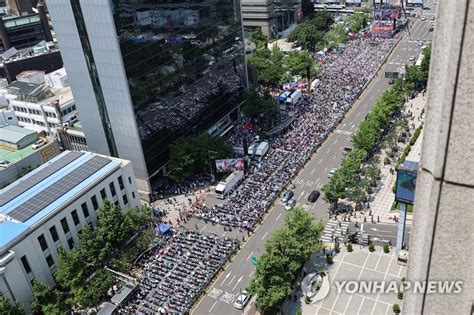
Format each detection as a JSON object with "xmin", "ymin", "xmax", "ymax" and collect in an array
[
  {"xmin": 0, "ymin": 160, "xmax": 12, "ymax": 168},
  {"xmin": 234, "ymin": 290, "xmax": 250, "ymax": 310},
  {"xmin": 308, "ymin": 190, "xmax": 321, "ymax": 203},
  {"xmin": 430, "ymin": 16, "xmax": 435, "ymax": 20},
  {"xmin": 31, "ymin": 139, "xmax": 45, "ymax": 149},
  {"xmin": 421, "ymin": 16, "xmax": 427, "ymax": 21},
  {"xmin": 388, "ymin": 78, "xmax": 395, "ymax": 85},
  {"xmin": 281, "ymin": 190, "xmax": 294, "ymax": 203},
  {"xmin": 285, "ymin": 198, "xmax": 296, "ymax": 211},
  {"xmin": 328, "ymin": 168, "xmax": 337, "ymax": 178},
  {"xmin": 409, "ymin": 56, "xmax": 416, "ymax": 61},
  {"xmin": 342, "ymin": 146, "xmax": 352, "ymax": 155},
  {"xmin": 418, "ymin": 40, "xmax": 423, "ymax": 46}
]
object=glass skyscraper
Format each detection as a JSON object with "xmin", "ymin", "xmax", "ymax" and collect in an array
[{"xmin": 48, "ymin": 0, "xmax": 247, "ymax": 199}]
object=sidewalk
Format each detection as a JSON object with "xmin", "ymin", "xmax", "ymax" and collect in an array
[{"xmin": 368, "ymin": 93, "xmax": 426, "ymax": 224}]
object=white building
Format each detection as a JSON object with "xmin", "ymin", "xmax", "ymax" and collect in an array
[
  {"xmin": 241, "ymin": 0, "xmax": 277, "ymax": 38},
  {"xmin": 0, "ymin": 151, "xmax": 140, "ymax": 310},
  {"xmin": 1, "ymin": 69, "xmax": 77, "ymax": 136}
]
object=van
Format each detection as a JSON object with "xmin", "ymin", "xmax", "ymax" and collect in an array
[{"xmin": 308, "ymin": 190, "xmax": 320, "ymax": 202}]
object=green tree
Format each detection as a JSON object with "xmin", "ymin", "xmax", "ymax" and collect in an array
[
  {"xmin": 69, "ymin": 269, "xmax": 114, "ymax": 308},
  {"xmin": 55, "ymin": 247, "xmax": 85, "ymax": 290},
  {"xmin": 366, "ymin": 164, "xmax": 380, "ymax": 187},
  {"xmin": 322, "ymin": 171, "xmax": 348, "ymax": 210},
  {"xmin": 0, "ymin": 295, "xmax": 23, "ymax": 315},
  {"xmin": 77, "ymin": 224, "xmax": 103, "ymax": 268},
  {"xmin": 250, "ymin": 29, "xmax": 267, "ymax": 49},
  {"xmin": 96, "ymin": 200, "xmax": 130, "ymax": 251},
  {"xmin": 31, "ymin": 280, "xmax": 65, "ymax": 315},
  {"xmin": 242, "ymin": 89, "xmax": 280, "ymax": 131},
  {"xmin": 284, "ymin": 51, "xmax": 318, "ymax": 79}
]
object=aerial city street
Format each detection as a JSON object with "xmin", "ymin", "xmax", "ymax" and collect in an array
[{"xmin": 0, "ymin": 0, "xmax": 471, "ymax": 314}]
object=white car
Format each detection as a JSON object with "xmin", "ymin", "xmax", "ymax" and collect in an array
[
  {"xmin": 233, "ymin": 290, "xmax": 250, "ymax": 310},
  {"xmin": 285, "ymin": 199, "xmax": 296, "ymax": 211},
  {"xmin": 328, "ymin": 168, "xmax": 337, "ymax": 178},
  {"xmin": 31, "ymin": 139, "xmax": 45, "ymax": 149},
  {"xmin": 430, "ymin": 16, "xmax": 435, "ymax": 21},
  {"xmin": 409, "ymin": 56, "xmax": 416, "ymax": 61},
  {"xmin": 421, "ymin": 16, "xmax": 427, "ymax": 21},
  {"xmin": 0, "ymin": 160, "xmax": 12, "ymax": 168}
]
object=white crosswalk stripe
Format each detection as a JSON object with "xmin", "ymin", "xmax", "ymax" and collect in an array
[{"xmin": 320, "ymin": 219, "xmax": 350, "ymax": 243}]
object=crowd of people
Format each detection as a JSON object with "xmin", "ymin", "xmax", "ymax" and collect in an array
[
  {"xmin": 119, "ymin": 231, "xmax": 238, "ymax": 314},
  {"xmin": 194, "ymin": 36, "xmax": 396, "ymax": 228}
]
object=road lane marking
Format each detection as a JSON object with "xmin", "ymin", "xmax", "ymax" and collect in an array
[
  {"xmin": 276, "ymin": 213, "xmax": 282, "ymax": 222},
  {"xmin": 334, "ymin": 139, "xmax": 338, "ymax": 145},
  {"xmin": 221, "ymin": 272, "xmax": 232, "ymax": 286},
  {"xmin": 326, "ymin": 149, "xmax": 331, "ymax": 154},
  {"xmin": 232, "ymin": 276, "xmax": 243, "ymax": 290},
  {"xmin": 299, "ymin": 191, "xmax": 305, "ymax": 198},
  {"xmin": 209, "ymin": 301, "xmax": 218, "ymax": 312},
  {"xmin": 200, "ymin": 224, "xmax": 208, "ymax": 232},
  {"xmin": 318, "ymin": 160, "xmax": 322, "ymax": 164},
  {"xmin": 246, "ymin": 252, "xmax": 253, "ymax": 261},
  {"xmin": 324, "ymin": 167, "xmax": 328, "ymax": 172},
  {"xmin": 261, "ymin": 231, "xmax": 269, "ymax": 240},
  {"xmin": 316, "ymin": 177, "xmax": 320, "ymax": 183},
  {"xmin": 332, "ymin": 155, "xmax": 336, "ymax": 160},
  {"xmin": 311, "ymin": 168, "xmax": 316, "ymax": 175},
  {"xmin": 249, "ymin": 270, "xmax": 255, "ymax": 278},
  {"xmin": 227, "ymin": 275, "xmax": 237, "ymax": 286}
]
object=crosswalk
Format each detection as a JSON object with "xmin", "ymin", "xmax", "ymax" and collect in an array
[{"xmin": 320, "ymin": 219, "xmax": 350, "ymax": 243}]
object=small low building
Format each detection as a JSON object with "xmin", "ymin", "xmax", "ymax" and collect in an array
[{"xmin": 0, "ymin": 124, "xmax": 37, "ymax": 150}]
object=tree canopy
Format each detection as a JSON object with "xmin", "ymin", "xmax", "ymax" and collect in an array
[
  {"xmin": 248, "ymin": 207, "xmax": 323, "ymax": 313},
  {"xmin": 288, "ymin": 12, "xmax": 334, "ymax": 52},
  {"xmin": 168, "ymin": 133, "xmax": 233, "ymax": 182},
  {"xmin": 31, "ymin": 280, "xmax": 65, "ymax": 314},
  {"xmin": 0, "ymin": 295, "xmax": 23, "ymax": 315},
  {"xmin": 242, "ymin": 89, "xmax": 280, "ymax": 132}
]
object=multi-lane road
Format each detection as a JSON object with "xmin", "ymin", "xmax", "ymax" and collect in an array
[{"xmin": 192, "ymin": 4, "xmax": 436, "ymax": 315}]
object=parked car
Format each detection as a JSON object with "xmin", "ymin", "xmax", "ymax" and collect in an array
[
  {"xmin": 31, "ymin": 139, "xmax": 45, "ymax": 149},
  {"xmin": 285, "ymin": 199, "xmax": 296, "ymax": 211},
  {"xmin": 343, "ymin": 146, "xmax": 352, "ymax": 155},
  {"xmin": 409, "ymin": 56, "xmax": 415, "ymax": 61},
  {"xmin": 308, "ymin": 190, "xmax": 320, "ymax": 203},
  {"xmin": 234, "ymin": 290, "xmax": 250, "ymax": 310},
  {"xmin": 281, "ymin": 190, "xmax": 294, "ymax": 203},
  {"xmin": 388, "ymin": 78, "xmax": 395, "ymax": 85},
  {"xmin": 0, "ymin": 160, "xmax": 12, "ymax": 168},
  {"xmin": 421, "ymin": 16, "xmax": 427, "ymax": 21},
  {"xmin": 328, "ymin": 168, "xmax": 337, "ymax": 178}
]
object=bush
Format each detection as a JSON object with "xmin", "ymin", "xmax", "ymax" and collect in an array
[
  {"xmin": 297, "ymin": 309, "xmax": 303, "ymax": 315},
  {"xmin": 335, "ymin": 243, "xmax": 340, "ymax": 253},
  {"xmin": 393, "ymin": 303, "xmax": 401, "ymax": 314},
  {"xmin": 368, "ymin": 243, "xmax": 375, "ymax": 252},
  {"xmin": 346, "ymin": 243, "xmax": 353, "ymax": 252},
  {"xmin": 383, "ymin": 244, "xmax": 390, "ymax": 253},
  {"xmin": 392, "ymin": 185, "xmax": 396, "ymax": 193},
  {"xmin": 397, "ymin": 292, "xmax": 403, "ymax": 300},
  {"xmin": 410, "ymin": 126, "xmax": 422, "ymax": 146},
  {"xmin": 326, "ymin": 256, "xmax": 334, "ymax": 264}
]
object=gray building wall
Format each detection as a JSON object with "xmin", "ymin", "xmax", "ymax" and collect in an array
[{"xmin": 403, "ymin": 0, "xmax": 473, "ymax": 314}]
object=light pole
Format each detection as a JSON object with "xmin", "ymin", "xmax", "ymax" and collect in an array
[{"xmin": 208, "ymin": 150, "xmax": 218, "ymax": 183}]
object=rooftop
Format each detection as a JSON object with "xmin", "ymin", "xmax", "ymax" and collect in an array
[
  {"xmin": 0, "ymin": 143, "xmax": 34, "ymax": 164},
  {"xmin": 0, "ymin": 151, "xmax": 121, "ymax": 251},
  {"xmin": 6, "ymin": 81, "xmax": 49, "ymax": 98},
  {"xmin": 0, "ymin": 124, "xmax": 36, "ymax": 145}
]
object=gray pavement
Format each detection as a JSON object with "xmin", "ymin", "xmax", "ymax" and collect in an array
[{"xmin": 192, "ymin": 3, "xmax": 436, "ymax": 314}]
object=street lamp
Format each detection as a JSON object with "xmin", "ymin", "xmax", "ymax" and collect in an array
[{"xmin": 208, "ymin": 150, "xmax": 218, "ymax": 183}]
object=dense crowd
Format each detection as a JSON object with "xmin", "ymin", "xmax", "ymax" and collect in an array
[
  {"xmin": 118, "ymin": 231, "xmax": 238, "ymax": 314},
  {"xmin": 194, "ymin": 36, "xmax": 396, "ymax": 228}
]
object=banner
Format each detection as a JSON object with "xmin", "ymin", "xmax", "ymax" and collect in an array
[
  {"xmin": 215, "ymin": 158, "xmax": 245, "ymax": 173},
  {"xmin": 374, "ymin": 9, "xmax": 400, "ymax": 22}
]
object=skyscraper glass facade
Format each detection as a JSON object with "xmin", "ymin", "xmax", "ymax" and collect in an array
[{"xmin": 110, "ymin": 0, "xmax": 247, "ymax": 175}]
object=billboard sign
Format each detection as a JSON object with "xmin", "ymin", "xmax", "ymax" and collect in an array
[
  {"xmin": 395, "ymin": 169, "xmax": 417, "ymax": 204},
  {"xmin": 345, "ymin": 0, "xmax": 362, "ymax": 4},
  {"xmin": 215, "ymin": 158, "xmax": 245, "ymax": 173},
  {"xmin": 375, "ymin": 9, "xmax": 400, "ymax": 22}
]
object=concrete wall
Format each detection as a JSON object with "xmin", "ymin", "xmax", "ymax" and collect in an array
[{"xmin": 403, "ymin": 0, "xmax": 473, "ymax": 314}]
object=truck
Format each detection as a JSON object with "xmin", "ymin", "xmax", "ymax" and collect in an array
[
  {"xmin": 286, "ymin": 89, "xmax": 302, "ymax": 105},
  {"xmin": 215, "ymin": 171, "xmax": 244, "ymax": 199},
  {"xmin": 255, "ymin": 141, "xmax": 269, "ymax": 159}
]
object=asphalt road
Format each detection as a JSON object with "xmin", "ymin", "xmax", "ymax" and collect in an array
[{"xmin": 192, "ymin": 4, "xmax": 436, "ymax": 315}]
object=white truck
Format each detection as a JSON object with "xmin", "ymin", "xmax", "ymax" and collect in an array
[
  {"xmin": 255, "ymin": 141, "xmax": 269, "ymax": 159},
  {"xmin": 286, "ymin": 89, "xmax": 302, "ymax": 105},
  {"xmin": 215, "ymin": 171, "xmax": 244, "ymax": 199}
]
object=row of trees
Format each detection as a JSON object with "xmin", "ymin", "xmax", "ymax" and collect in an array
[
  {"xmin": 247, "ymin": 40, "xmax": 318, "ymax": 86},
  {"xmin": 322, "ymin": 44, "xmax": 432, "ymax": 209},
  {"xmin": 288, "ymin": 12, "xmax": 335, "ymax": 52},
  {"xmin": 248, "ymin": 207, "xmax": 323, "ymax": 314}
]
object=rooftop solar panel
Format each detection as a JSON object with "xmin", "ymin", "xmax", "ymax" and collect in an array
[
  {"xmin": 0, "ymin": 151, "xmax": 84, "ymax": 207},
  {"xmin": 7, "ymin": 155, "xmax": 112, "ymax": 223}
]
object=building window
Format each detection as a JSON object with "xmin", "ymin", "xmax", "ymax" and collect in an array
[
  {"xmin": 128, "ymin": 176, "xmax": 132, "ymax": 184},
  {"xmin": 49, "ymin": 226, "xmax": 59, "ymax": 242},
  {"xmin": 132, "ymin": 191, "xmax": 136, "ymax": 199},
  {"xmin": 100, "ymin": 188, "xmax": 106, "ymax": 200},
  {"xmin": 114, "ymin": 200, "xmax": 119, "ymax": 208},
  {"xmin": 118, "ymin": 176, "xmax": 124, "ymax": 190},
  {"xmin": 21, "ymin": 255, "xmax": 32, "ymax": 274},
  {"xmin": 60, "ymin": 218, "xmax": 70, "ymax": 234},
  {"xmin": 67, "ymin": 238, "xmax": 74, "ymax": 250},
  {"xmin": 46, "ymin": 255, "xmax": 54, "ymax": 268},
  {"xmin": 91, "ymin": 195, "xmax": 99, "ymax": 210},
  {"xmin": 71, "ymin": 210, "xmax": 80, "ymax": 226},
  {"xmin": 122, "ymin": 194, "xmax": 128, "ymax": 206},
  {"xmin": 37, "ymin": 234, "xmax": 48, "ymax": 251},
  {"xmin": 81, "ymin": 202, "xmax": 89, "ymax": 218},
  {"xmin": 109, "ymin": 182, "xmax": 116, "ymax": 197}
]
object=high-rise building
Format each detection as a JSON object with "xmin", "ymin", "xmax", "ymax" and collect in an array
[{"xmin": 47, "ymin": 0, "xmax": 248, "ymax": 200}]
